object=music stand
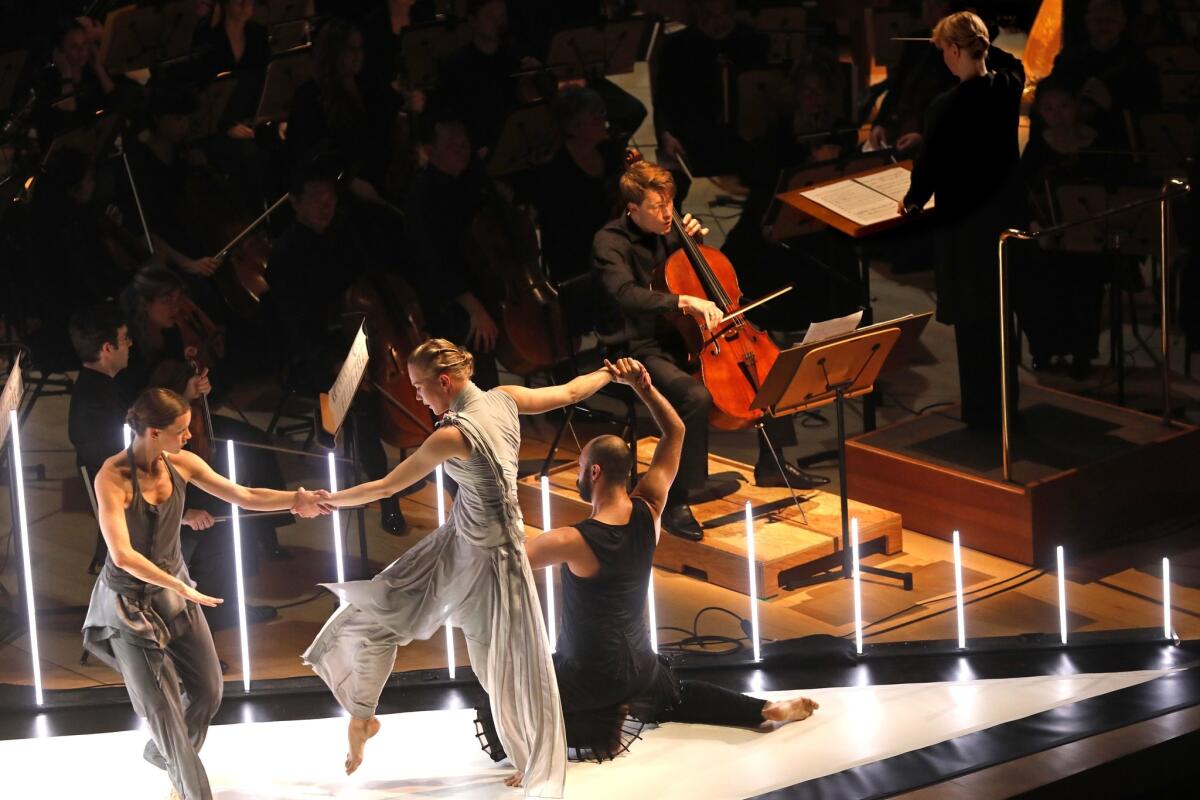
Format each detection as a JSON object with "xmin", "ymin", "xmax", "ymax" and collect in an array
[
  {"xmin": 319, "ymin": 323, "xmax": 371, "ymax": 578},
  {"xmin": 751, "ymin": 322, "xmax": 915, "ymax": 591},
  {"xmin": 188, "ymin": 75, "xmax": 239, "ymax": 142},
  {"xmin": 99, "ymin": 1, "xmax": 197, "ymax": 75},
  {"xmin": 486, "ymin": 102, "xmax": 560, "ymax": 177},
  {"xmin": 765, "ymin": 152, "xmax": 891, "ymax": 242},
  {"xmin": 544, "ymin": 18, "xmax": 648, "ymax": 81},
  {"xmin": 254, "ymin": 51, "xmax": 314, "ymax": 123},
  {"xmin": 739, "ymin": 6, "xmax": 808, "ymax": 65},
  {"xmin": 398, "ymin": 19, "xmax": 474, "ymax": 90},
  {"xmin": 735, "ymin": 67, "xmax": 792, "ymax": 142}
]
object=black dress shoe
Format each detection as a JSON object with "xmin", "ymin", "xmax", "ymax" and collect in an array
[
  {"xmin": 663, "ymin": 503, "xmax": 704, "ymax": 542},
  {"xmin": 754, "ymin": 459, "xmax": 830, "ymax": 490},
  {"xmin": 380, "ymin": 496, "xmax": 408, "ymax": 535}
]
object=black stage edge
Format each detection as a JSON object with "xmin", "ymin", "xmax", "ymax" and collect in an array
[{"xmin": 1, "ymin": 631, "xmax": 1194, "ymax": 741}]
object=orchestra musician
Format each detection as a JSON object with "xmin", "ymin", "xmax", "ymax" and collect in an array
[{"xmin": 591, "ymin": 159, "xmax": 820, "ymax": 542}]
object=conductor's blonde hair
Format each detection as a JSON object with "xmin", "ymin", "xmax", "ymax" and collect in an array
[
  {"xmin": 408, "ymin": 338, "xmax": 475, "ymax": 381},
  {"xmin": 932, "ymin": 11, "xmax": 990, "ymax": 58}
]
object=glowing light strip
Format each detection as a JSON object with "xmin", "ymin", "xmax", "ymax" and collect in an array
[
  {"xmin": 327, "ymin": 453, "xmax": 345, "ymax": 587},
  {"xmin": 851, "ymin": 517, "xmax": 863, "ymax": 656},
  {"xmin": 953, "ymin": 530, "xmax": 966, "ymax": 649},
  {"xmin": 541, "ymin": 476, "xmax": 556, "ymax": 652},
  {"xmin": 745, "ymin": 502, "xmax": 761, "ymax": 661},
  {"xmin": 1163, "ymin": 557, "xmax": 1173, "ymax": 640},
  {"xmin": 647, "ymin": 573, "xmax": 659, "ymax": 654},
  {"xmin": 1056, "ymin": 545, "xmax": 1068, "ymax": 645},
  {"xmin": 9, "ymin": 410, "xmax": 43, "ymax": 705},
  {"xmin": 225, "ymin": 440, "xmax": 251, "ymax": 692},
  {"xmin": 437, "ymin": 466, "xmax": 455, "ymax": 678},
  {"xmin": 123, "ymin": 424, "xmax": 132, "ymax": 448}
]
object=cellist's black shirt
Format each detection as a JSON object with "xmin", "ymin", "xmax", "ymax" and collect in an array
[{"xmin": 590, "ymin": 214, "xmax": 682, "ymax": 347}]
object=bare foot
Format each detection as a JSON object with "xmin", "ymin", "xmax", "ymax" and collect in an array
[
  {"xmin": 762, "ymin": 696, "xmax": 819, "ymax": 723},
  {"xmin": 345, "ymin": 716, "xmax": 381, "ymax": 775},
  {"xmin": 504, "ymin": 771, "xmax": 523, "ymax": 788}
]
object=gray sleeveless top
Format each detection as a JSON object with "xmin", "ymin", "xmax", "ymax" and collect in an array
[{"xmin": 82, "ymin": 448, "xmax": 200, "ymax": 670}]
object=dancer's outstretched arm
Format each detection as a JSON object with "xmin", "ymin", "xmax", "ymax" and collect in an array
[
  {"xmin": 172, "ymin": 449, "xmax": 317, "ymax": 512},
  {"xmin": 497, "ymin": 365, "xmax": 614, "ymax": 415},
  {"xmin": 309, "ymin": 426, "xmax": 469, "ymax": 511}
]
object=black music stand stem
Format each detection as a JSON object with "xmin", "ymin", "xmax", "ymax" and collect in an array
[{"xmin": 755, "ymin": 327, "xmax": 913, "ymax": 591}]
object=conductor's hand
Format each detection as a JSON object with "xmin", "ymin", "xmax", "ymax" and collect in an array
[
  {"xmin": 466, "ymin": 305, "xmax": 499, "ymax": 352},
  {"xmin": 679, "ymin": 295, "xmax": 723, "ymax": 330},
  {"xmin": 184, "ymin": 368, "xmax": 211, "ymax": 401},
  {"xmin": 178, "ymin": 583, "xmax": 223, "ymax": 608},
  {"xmin": 679, "ymin": 213, "xmax": 709, "ymax": 240},
  {"xmin": 182, "ymin": 509, "xmax": 215, "ymax": 530},
  {"xmin": 604, "ymin": 358, "xmax": 650, "ymax": 390}
]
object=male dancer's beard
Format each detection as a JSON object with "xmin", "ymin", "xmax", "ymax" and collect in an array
[{"xmin": 577, "ymin": 471, "xmax": 593, "ymax": 503}]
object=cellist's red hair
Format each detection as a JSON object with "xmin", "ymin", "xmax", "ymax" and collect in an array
[{"xmin": 619, "ymin": 160, "xmax": 675, "ymax": 206}]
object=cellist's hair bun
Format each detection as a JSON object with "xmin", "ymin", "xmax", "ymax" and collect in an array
[
  {"xmin": 126, "ymin": 388, "xmax": 189, "ymax": 436},
  {"xmin": 409, "ymin": 338, "xmax": 475, "ymax": 381}
]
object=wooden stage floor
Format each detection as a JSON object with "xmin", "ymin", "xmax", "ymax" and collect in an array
[{"xmin": 2, "ymin": 392, "xmax": 1197, "ymax": 695}]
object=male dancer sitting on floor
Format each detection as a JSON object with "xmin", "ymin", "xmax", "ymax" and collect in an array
[{"xmin": 479, "ymin": 357, "xmax": 818, "ymax": 761}]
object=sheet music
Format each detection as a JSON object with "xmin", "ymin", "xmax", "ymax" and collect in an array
[
  {"xmin": 325, "ymin": 323, "xmax": 369, "ymax": 436},
  {"xmin": 0, "ymin": 359, "xmax": 24, "ymax": 447},
  {"xmin": 798, "ymin": 167, "xmax": 934, "ymax": 227},
  {"xmin": 798, "ymin": 180, "xmax": 900, "ymax": 227},
  {"xmin": 801, "ymin": 310, "xmax": 864, "ymax": 345}
]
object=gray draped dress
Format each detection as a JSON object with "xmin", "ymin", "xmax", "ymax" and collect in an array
[{"xmin": 303, "ymin": 383, "xmax": 567, "ymax": 797}]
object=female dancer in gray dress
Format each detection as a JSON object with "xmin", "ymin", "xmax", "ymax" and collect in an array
[
  {"xmin": 84, "ymin": 387, "xmax": 320, "ymax": 800},
  {"xmin": 297, "ymin": 339, "xmax": 620, "ymax": 798}
]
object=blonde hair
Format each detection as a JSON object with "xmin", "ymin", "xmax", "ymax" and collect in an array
[
  {"xmin": 932, "ymin": 11, "xmax": 990, "ymax": 58},
  {"xmin": 408, "ymin": 338, "xmax": 475, "ymax": 381},
  {"xmin": 619, "ymin": 160, "xmax": 675, "ymax": 206},
  {"xmin": 126, "ymin": 387, "xmax": 189, "ymax": 436}
]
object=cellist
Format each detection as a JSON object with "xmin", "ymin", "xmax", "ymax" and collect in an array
[{"xmin": 591, "ymin": 159, "xmax": 819, "ymax": 542}]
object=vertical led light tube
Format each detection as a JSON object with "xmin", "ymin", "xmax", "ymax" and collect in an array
[
  {"xmin": 437, "ymin": 465, "xmax": 455, "ymax": 678},
  {"xmin": 123, "ymin": 423, "xmax": 132, "ymax": 448},
  {"xmin": 541, "ymin": 475, "xmax": 556, "ymax": 652},
  {"xmin": 851, "ymin": 517, "xmax": 863, "ymax": 656},
  {"xmin": 1163, "ymin": 557, "xmax": 1173, "ymax": 640},
  {"xmin": 745, "ymin": 502, "xmax": 761, "ymax": 662},
  {"xmin": 225, "ymin": 440, "xmax": 251, "ymax": 692},
  {"xmin": 327, "ymin": 452, "xmax": 345, "ymax": 586},
  {"xmin": 9, "ymin": 410, "xmax": 43, "ymax": 705},
  {"xmin": 1056, "ymin": 545, "xmax": 1068, "ymax": 645},
  {"xmin": 953, "ymin": 530, "xmax": 966, "ymax": 649},
  {"xmin": 647, "ymin": 573, "xmax": 659, "ymax": 653}
]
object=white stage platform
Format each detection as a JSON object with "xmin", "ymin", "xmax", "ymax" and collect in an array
[{"xmin": 1, "ymin": 670, "xmax": 1169, "ymax": 799}]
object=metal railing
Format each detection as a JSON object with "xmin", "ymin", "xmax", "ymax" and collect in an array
[{"xmin": 996, "ymin": 177, "xmax": 1191, "ymax": 482}]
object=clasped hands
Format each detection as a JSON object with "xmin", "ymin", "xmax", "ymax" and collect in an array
[
  {"xmin": 292, "ymin": 487, "xmax": 335, "ymax": 519},
  {"xmin": 604, "ymin": 357, "xmax": 652, "ymax": 392}
]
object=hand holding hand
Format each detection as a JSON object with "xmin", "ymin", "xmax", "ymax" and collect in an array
[
  {"xmin": 292, "ymin": 487, "xmax": 331, "ymax": 518},
  {"xmin": 604, "ymin": 357, "xmax": 650, "ymax": 389}
]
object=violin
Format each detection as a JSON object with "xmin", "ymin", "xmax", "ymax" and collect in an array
[
  {"xmin": 342, "ymin": 272, "xmax": 435, "ymax": 449},
  {"xmin": 627, "ymin": 149, "xmax": 782, "ymax": 431},
  {"xmin": 175, "ymin": 293, "xmax": 225, "ymax": 462},
  {"xmin": 464, "ymin": 185, "xmax": 577, "ymax": 375}
]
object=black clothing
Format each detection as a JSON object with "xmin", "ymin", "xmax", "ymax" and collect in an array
[
  {"xmin": 1048, "ymin": 41, "xmax": 1161, "ymax": 146},
  {"xmin": 432, "ymin": 42, "xmax": 524, "ymax": 154},
  {"xmin": 903, "ymin": 49, "xmax": 1024, "ymax": 429},
  {"xmin": 31, "ymin": 63, "xmax": 109, "ymax": 151},
  {"xmin": 286, "ymin": 76, "xmax": 399, "ymax": 191},
  {"xmin": 652, "ymin": 23, "xmax": 768, "ymax": 176},
  {"xmin": 191, "ymin": 21, "xmax": 270, "ymax": 130},
  {"xmin": 68, "ymin": 367, "xmax": 130, "ymax": 480},
  {"xmin": 118, "ymin": 139, "xmax": 201, "ymax": 262},
  {"xmin": 904, "ymin": 48, "xmax": 1025, "ymax": 324},
  {"xmin": 874, "ymin": 27, "xmax": 955, "ymax": 143}
]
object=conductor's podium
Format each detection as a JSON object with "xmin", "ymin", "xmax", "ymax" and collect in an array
[{"xmin": 517, "ymin": 437, "xmax": 903, "ymax": 599}]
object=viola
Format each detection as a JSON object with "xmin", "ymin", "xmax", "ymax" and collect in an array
[
  {"xmin": 175, "ymin": 294, "xmax": 225, "ymax": 462},
  {"xmin": 627, "ymin": 148, "xmax": 782, "ymax": 430},
  {"xmin": 464, "ymin": 186, "xmax": 577, "ymax": 375}
]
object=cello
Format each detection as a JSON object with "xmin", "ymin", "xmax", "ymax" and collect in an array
[{"xmin": 628, "ymin": 149, "xmax": 784, "ymax": 431}]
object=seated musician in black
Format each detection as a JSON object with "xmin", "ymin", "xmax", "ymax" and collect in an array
[
  {"xmin": 31, "ymin": 18, "xmax": 116, "ymax": 151},
  {"xmin": 652, "ymin": 0, "xmax": 767, "ymax": 193},
  {"xmin": 403, "ymin": 113, "xmax": 500, "ymax": 389},
  {"xmin": 67, "ymin": 302, "xmax": 219, "ymax": 572},
  {"xmin": 266, "ymin": 159, "xmax": 408, "ymax": 534},
  {"xmin": 591, "ymin": 160, "xmax": 819, "ymax": 542},
  {"xmin": 512, "ymin": 357, "xmax": 818, "ymax": 762}
]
